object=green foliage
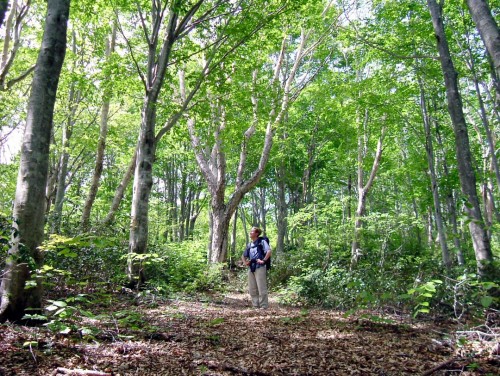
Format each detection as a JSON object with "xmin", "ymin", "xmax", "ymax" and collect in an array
[
  {"xmin": 407, "ymin": 279, "xmax": 443, "ymax": 317},
  {"xmin": 40, "ymin": 234, "xmax": 127, "ymax": 291},
  {"xmin": 144, "ymin": 240, "xmax": 226, "ymax": 294},
  {"xmin": 0, "ymin": 0, "xmax": 497, "ymax": 326},
  {"xmin": 0, "ymin": 163, "xmax": 17, "ymax": 210},
  {"xmin": 0, "ymin": 212, "xmax": 10, "ymax": 258},
  {"xmin": 24, "ymin": 294, "xmax": 95, "ymax": 336}
]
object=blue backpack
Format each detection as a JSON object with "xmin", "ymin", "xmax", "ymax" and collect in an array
[{"xmin": 245, "ymin": 236, "xmax": 271, "ymax": 271}]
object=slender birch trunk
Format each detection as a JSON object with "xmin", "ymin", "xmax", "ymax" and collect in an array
[
  {"xmin": 427, "ymin": 0, "xmax": 495, "ymax": 279},
  {"xmin": 462, "ymin": 23, "xmax": 500, "ymax": 194},
  {"xmin": 0, "ymin": 0, "xmax": 70, "ymax": 322}
]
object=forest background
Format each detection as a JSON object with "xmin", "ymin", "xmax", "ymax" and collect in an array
[{"xmin": 0, "ymin": 0, "xmax": 499, "ymax": 327}]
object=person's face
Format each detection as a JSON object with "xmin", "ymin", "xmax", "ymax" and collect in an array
[{"xmin": 250, "ymin": 228, "xmax": 259, "ymax": 239}]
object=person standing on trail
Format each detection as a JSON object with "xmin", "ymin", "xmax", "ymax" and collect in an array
[{"xmin": 242, "ymin": 226, "xmax": 271, "ymax": 309}]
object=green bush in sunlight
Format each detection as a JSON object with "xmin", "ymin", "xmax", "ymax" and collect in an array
[{"xmin": 144, "ymin": 239, "xmax": 226, "ymax": 294}]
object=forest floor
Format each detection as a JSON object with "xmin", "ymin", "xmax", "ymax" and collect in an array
[{"xmin": 0, "ymin": 290, "xmax": 498, "ymax": 376}]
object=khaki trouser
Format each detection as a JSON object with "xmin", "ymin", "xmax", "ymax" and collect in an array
[{"xmin": 248, "ymin": 266, "xmax": 268, "ymax": 308}]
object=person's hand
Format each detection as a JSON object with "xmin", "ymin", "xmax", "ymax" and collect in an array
[
  {"xmin": 257, "ymin": 259, "xmax": 264, "ymax": 265},
  {"xmin": 245, "ymin": 260, "xmax": 250, "ymax": 266}
]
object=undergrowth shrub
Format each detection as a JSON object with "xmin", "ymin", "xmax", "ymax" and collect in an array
[
  {"xmin": 0, "ymin": 212, "xmax": 10, "ymax": 267},
  {"xmin": 274, "ymin": 203, "xmax": 500, "ymax": 317},
  {"xmin": 144, "ymin": 239, "xmax": 227, "ymax": 294},
  {"xmin": 40, "ymin": 234, "xmax": 127, "ymax": 293}
]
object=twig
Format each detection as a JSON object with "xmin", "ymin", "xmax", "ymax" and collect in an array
[
  {"xmin": 422, "ymin": 357, "xmax": 463, "ymax": 376},
  {"xmin": 52, "ymin": 368, "xmax": 111, "ymax": 376},
  {"xmin": 456, "ymin": 330, "xmax": 499, "ymax": 339}
]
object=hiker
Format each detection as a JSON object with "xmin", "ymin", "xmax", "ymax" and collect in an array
[{"xmin": 242, "ymin": 226, "xmax": 271, "ymax": 309}]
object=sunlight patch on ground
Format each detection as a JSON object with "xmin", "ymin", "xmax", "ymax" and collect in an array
[{"xmin": 316, "ymin": 329, "xmax": 354, "ymax": 340}]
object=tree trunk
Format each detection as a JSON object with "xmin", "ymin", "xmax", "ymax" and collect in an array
[
  {"xmin": 433, "ymin": 109, "xmax": 464, "ymax": 265},
  {"xmin": 0, "ymin": 0, "xmax": 70, "ymax": 322},
  {"xmin": 128, "ymin": 99, "xmax": 157, "ymax": 286},
  {"xmin": 462, "ymin": 22, "xmax": 500, "ymax": 194},
  {"xmin": 302, "ymin": 123, "xmax": 318, "ymax": 206},
  {"xmin": 350, "ymin": 113, "xmax": 386, "ymax": 269},
  {"xmin": 259, "ymin": 187, "xmax": 267, "ymax": 233},
  {"xmin": 418, "ymin": 75, "xmax": 451, "ymax": 269},
  {"xmin": 51, "ymin": 31, "xmax": 79, "ymax": 234},
  {"xmin": 428, "ymin": 0, "xmax": 495, "ymax": 279},
  {"xmin": 229, "ymin": 206, "xmax": 238, "ymax": 267},
  {"xmin": 209, "ymin": 205, "xmax": 231, "ymax": 263},
  {"xmin": 51, "ymin": 88, "xmax": 77, "ymax": 234},
  {"xmin": 81, "ymin": 23, "xmax": 117, "ymax": 231},
  {"xmin": 465, "ymin": 0, "xmax": 500, "ymax": 80},
  {"xmin": 126, "ymin": 1, "xmax": 204, "ymax": 286},
  {"xmin": 102, "ymin": 151, "xmax": 136, "ymax": 226}
]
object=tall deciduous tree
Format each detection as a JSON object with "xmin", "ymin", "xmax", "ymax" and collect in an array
[
  {"xmin": 187, "ymin": 22, "xmax": 322, "ymax": 263},
  {"xmin": 427, "ymin": 0, "xmax": 494, "ymax": 279},
  {"xmin": 0, "ymin": 0, "xmax": 70, "ymax": 322},
  {"xmin": 126, "ymin": 0, "xmax": 214, "ymax": 286}
]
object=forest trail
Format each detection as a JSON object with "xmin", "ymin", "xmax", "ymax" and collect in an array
[{"xmin": 0, "ymin": 291, "xmax": 498, "ymax": 375}]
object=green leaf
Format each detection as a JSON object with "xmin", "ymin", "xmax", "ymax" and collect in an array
[
  {"xmin": 55, "ymin": 308, "xmax": 66, "ymax": 316},
  {"xmin": 480, "ymin": 296, "xmax": 493, "ymax": 308}
]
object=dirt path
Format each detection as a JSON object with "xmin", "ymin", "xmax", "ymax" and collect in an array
[{"xmin": 0, "ymin": 292, "xmax": 498, "ymax": 375}]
